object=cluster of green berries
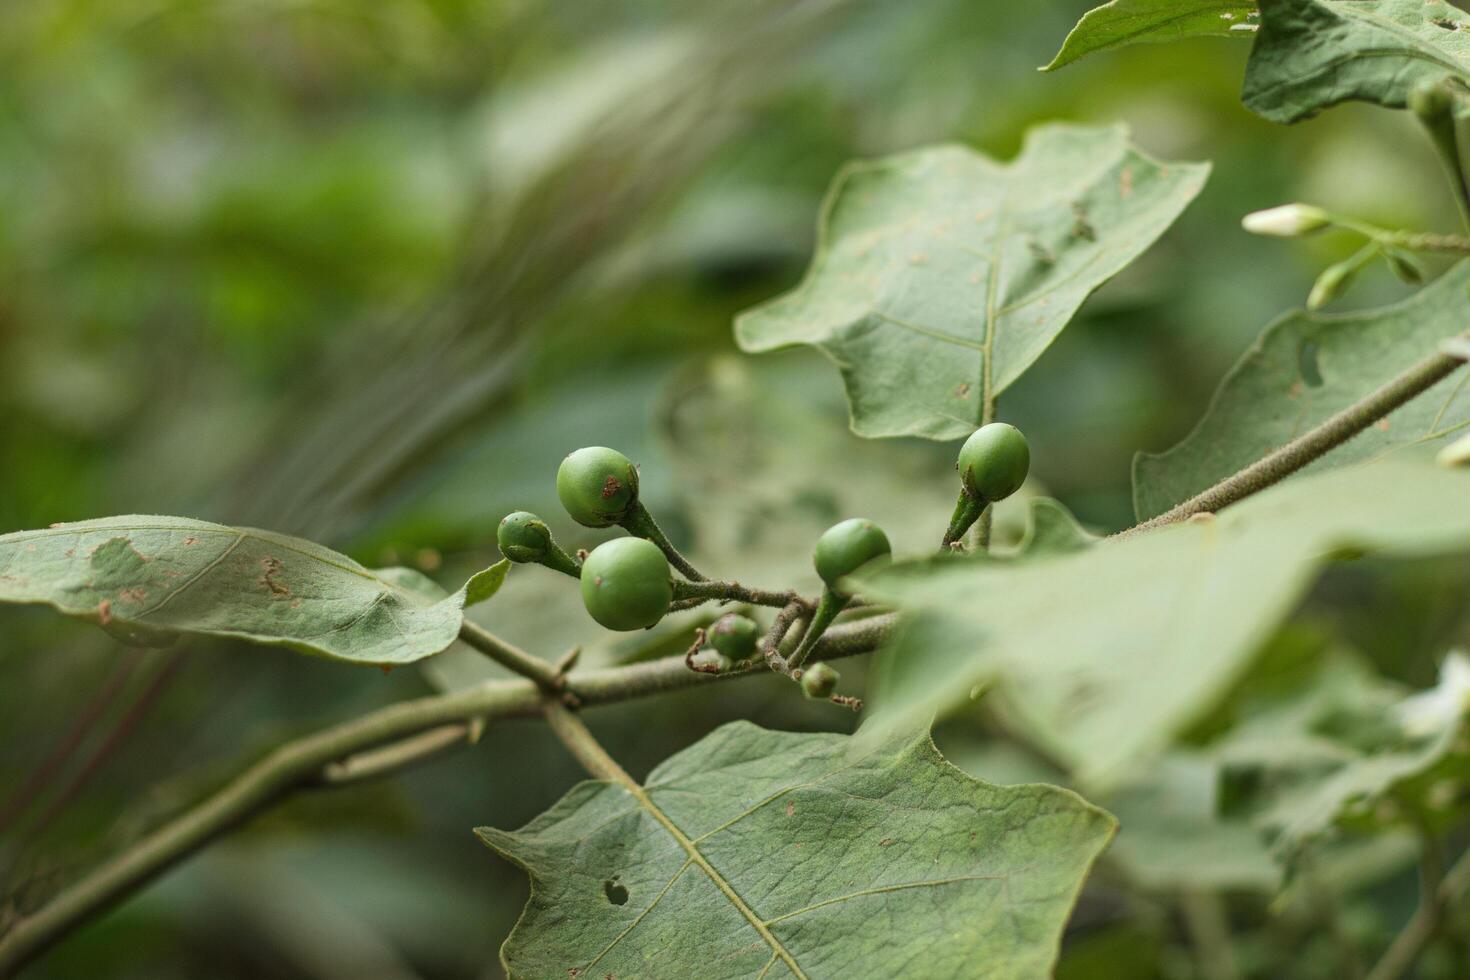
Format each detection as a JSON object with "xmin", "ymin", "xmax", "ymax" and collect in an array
[{"xmin": 493, "ymin": 423, "xmax": 1029, "ymax": 697}]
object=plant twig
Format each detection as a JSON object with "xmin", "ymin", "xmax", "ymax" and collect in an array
[
  {"xmin": 1125, "ymin": 332, "xmax": 1470, "ymax": 536},
  {"xmin": 321, "ymin": 724, "xmax": 473, "ymax": 785},
  {"xmin": 760, "ymin": 601, "xmax": 806, "ymax": 676},
  {"xmin": 621, "ymin": 503, "xmax": 707, "ymax": 582},
  {"xmin": 1366, "ymin": 842, "xmax": 1470, "ymax": 980},
  {"xmin": 670, "ymin": 579, "xmax": 807, "ymax": 609},
  {"xmin": 0, "ymin": 613, "xmax": 895, "ymax": 975},
  {"xmin": 1179, "ymin": 889, "xmax": 1241, "ymax": 980},
  {"xmin": 457, "ymin": 620, "xmax": 562, "ymax": 691},
  {"xmin": 541, "ymin": 701, "xmax": 635, "ymax": 786}
]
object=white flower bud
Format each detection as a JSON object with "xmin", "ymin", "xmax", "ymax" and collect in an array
[
  {"xmin": 1241, "ymin": 204, "xmax": 1331, "ymax": 238},
  {"xmin": 1437, "ymin": 432, "xmax": 1470, "ymax": 469}
]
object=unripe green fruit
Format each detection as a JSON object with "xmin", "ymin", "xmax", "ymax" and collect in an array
[
  {"xmin": 579, "ymin": 537, "xmax": 672, "ymax": 631},
  {"xmin": 497, "ymin": 511, "xmax": 553, "ymax": 563},
  {"xmin": 1411, "ymin": 79, "xmax": 1454, "ymax": 123},
  {"xmin": 801, "ymin": 662, "xmax": 839, "ymax": 699},
  {"xmin": 711, "ymin": 613, "xmax": 760, "ymax": 661},
  {"xmin": 957, "ymin": 422, "xmax": 1030, "ymax": 502},
  {"xmin": 813, "ymin": 518, "xmax": 891, "ymax": 592},
  {"xmin": 557, "ymin": 447, "xmax": 640, "ymax": 528}
]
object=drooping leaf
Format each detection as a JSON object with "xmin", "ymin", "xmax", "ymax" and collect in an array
[
  {"xmin": 1103, "ymin": 754, "xmax": 1282, "ymax": 892},
  {"xmin": 947, "ymin": 738, "xmax": 1279, "ymax": 892},
  {"xmin": 0, "ymin": 516, "xmax": 507, "ymax": 664},
  {"xmin": 478, "ymin": 721, "xmax": 1115, "ymax": 979},
  {"xmin": 1044, "ymin": 1, "xmax": 1257, "ymax": 72},
  {"xmin": 735, "ymin": 125, "xmax": 1209, "ymax": 440},
  {"xmin": 1236, "ymin": 651, "xmax": 1470, "ymax": 855},
  {"xmin": 1244, "ymin": 0, "xmax": 1470, "ymax": 124},
  {"xmin": 1134, "ymin": 262, "xmax": 1470, "ymax": 520},
  {"xmin": 859, "ymin": 458, "xmax": 1470, "ymax": 788}
]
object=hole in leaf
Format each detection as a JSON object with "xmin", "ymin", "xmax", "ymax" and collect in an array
[
  {"xmin": 603, "ymin": 878, "xmax": 629, "ymax": 906},
  {"xmin": 1298, "ymin": 339, "xmax": 1324, "ymax": 388}
]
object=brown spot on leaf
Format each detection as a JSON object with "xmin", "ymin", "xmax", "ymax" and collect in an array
[
  {"xmin": 1376, "ymin": 419, "xmax": 1391, "ymax": 432},
  {"xmin": 118, "ymin": 587, "xmax": 148, "ymax": 604},
  {"xmin": 97, "ymin": 600, "xmax": 112, "ymax": 626},
  {"xmin": 785, "ymin": 802, "xmax": 795, "ymax": 817},
  {"xmin": 1119, "ymin": 166, "xmax": 1134, "ymax": 199},
  {"xmin": 954, "ymin": 383, "xmax": 971, "ymax": 400},
  {"xmin": 260, "ymin": 557, "xmax": 290, "ymax": 598},
  {"xmin": 879, "ymin": 838, "xmax": 894, "ymax": 847},
  {"xmin": 183, "ymin": 537, "xmax": 198, "ymax": 546}
]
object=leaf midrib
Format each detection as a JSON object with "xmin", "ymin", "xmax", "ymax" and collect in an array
[{"xmin": 619, "ymin": 777, "xmax": 809, "ymax": 978}]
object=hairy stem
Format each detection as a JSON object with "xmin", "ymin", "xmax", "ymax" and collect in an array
[
  {"xmin": 457, "ymin": 619, "xmax": 562, "ymax": 691},
  {"xmin": 542, "ymin": 701, "xmax": 636, "ymax": 786},
  {"xmin": 621, "ymin": 503, "xmax": 706, "ymax": 581},
  {"xmin": 1125, "ymin": 333, "xmax": 1470, "ymax": 536},
  {"xmin": 942, "ymin": 493, "xmax": 986, "ymax": 548},
  {"xmin": 670, "ymin": 579, "xmax": 806, "ymax": 609},
  {"xmin": 1366, "ymin": 841, "xmax": 1470, "ymax": 980},
  {"xmin": 0, "ymin": 614, "xmax": 895, "ymax": 975},
  {"xmin": 787, "ymin": 588, "xmax": 848, "ymax": 669},
  {"xmin": 1179, "ymin": 890, "xmax": 1241, "ymax": 980},
  {"xmin": 761, "ymin": 601, "xmax": 805, "ymax": 675}
]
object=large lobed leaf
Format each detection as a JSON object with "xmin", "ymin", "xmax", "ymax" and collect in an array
[
  {"xmin": 1135, "ymin": 262, "xmax": 1470, "ymax": 520},
  {"xmin": 479, "ymin": 721, "xmax": 1114, "ymax": 979},
  {"xmin": 859, "ymin": 459, "xmax": 1470, "ymax": 789},
  {"xmin": 1044, "ymin": 1, "xmax": 1257, "ymax": 72},
  {"xmin": 735, "ymin": 124, "xmax": 1208, "ymax": 441},
  {"xmin": 1244, "ymin": 0, "xmax": 1470, "ymax": 124},
  {"xmin": 0, "ymin": 516, "xmax": 506, "ymax": 664}
]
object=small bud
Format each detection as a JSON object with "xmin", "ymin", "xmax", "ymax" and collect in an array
[
  {"xmin": 1241, "ymin": 204, "xmax": 1331, "ymax": 238},
  {"xmin": 801, "ymin": 662, "xmax": 839, "ymax": 699},
  {"xmin": 1384, "ymin": 248, "xmax": 1425, "ymax": 285},
  {"xmin": 1438, "ymin": 432, "xmax": 1470, "ymax": 469},
  {"xmin": 1307, "ymin": 256, "xmax": 1361, "ymax": 311}
]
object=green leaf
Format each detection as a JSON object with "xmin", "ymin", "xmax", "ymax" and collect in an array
[
  {"xmin": 478, "ymin": 721, "xmax": 1115, "ymax": 979},
  {"xmin": 1244, "ymin": 0, "xmax": 1470, "ymax": 124},
  {"xmin": 1043, "ymin": 1, "xmax": 1257, "ymax": 72},
  {"xmin": 734, "ymin": 125, "xmax": 1209, "ymax": 440},
  {"xmin": 1238, "ymin": 652, "xmax": 1470, "ymax": 855},
  {"xmin": 0, "ymin": 516, "xmax": 505, "ymax": 665},
  {"xmin": 860, "ymin": 458, "xmax": 1470, "ymax": 788},
  {"xmin": 947, "ymin": 739, "xmax": 1279, "ymax": 892},
  {"xmin": 1105, "ymin": 754, "xmax": 1282, "ymax": 892},
  {"xmin": 1134, "ymin": 262, "xmax": 1470, "ymax": 520}
]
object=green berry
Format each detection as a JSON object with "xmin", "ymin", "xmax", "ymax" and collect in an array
[
  {"xmin": 711, "ymin": 613, "xmax": 760, "ymax": 661},
  {"xmin": 957, "ymin": 423, "xmax": 1030, "ymax": 502},
  {"xmin": 557, "ymin": 447, "xmax": 640, "ymax": 528},
  {"xmin": 812, "ymin": 518, "xmax": 891, "ymax": 592},
  {"xmin": 801, "ymin": 662, "xmax": 839, "ymax": 699},
  {"xmin": 497, "ymin": 511, "xmax": 553, "ymax": 563},
  {"xmin": 579, "ymin": 537, "xmax": 672, "ymax": 631}
]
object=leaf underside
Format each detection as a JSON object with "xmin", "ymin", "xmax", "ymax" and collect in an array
[
  {"xmin": 0, "ymin": 516, "xmax": 506, "ymax": 664},
  {"xmin": 859, "ymin": 459, "xmax": 1470, "ymax": 789},
  {"xmin": 1134, "ymin": 262, "xmax": 1470, "ymax": 520},
  {"xmin": 1044, "ymin": 0, "xmax": 1257, "ymax": 72},
  {"xmin": 479, "ymin": 721, "xmax": 1114, "ymax": 980},
  {"xmin": 1244, "ymin": 0, "xmax": 1470, "ymax": 123},
  {"xmin": 734, "ymin": 124, "xmax": 1208, "ymax": 441}
]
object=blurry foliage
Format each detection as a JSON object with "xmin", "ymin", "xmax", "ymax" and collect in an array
[{"xmin": 3, "ymin": 0, "xmax": 1470, "ymax": 978}]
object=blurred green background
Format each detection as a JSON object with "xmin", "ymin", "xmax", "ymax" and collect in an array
[{"xmin": 3, "ymin": 1, "xmax": 1469, "ymax": 977}]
